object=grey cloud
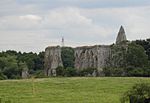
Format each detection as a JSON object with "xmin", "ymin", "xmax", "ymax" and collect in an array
[{"xmin": 0, "ymin": 1, "xmax": 150, "ymax": 52}]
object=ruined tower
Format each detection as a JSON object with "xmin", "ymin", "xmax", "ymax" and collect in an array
[
  {"xmin": 116, "ymin": 26, "xmax": 127, "ymax": 44},
  {"xmin": 44, "ymin": 46, "xmax": 63, "ymax": 76}
]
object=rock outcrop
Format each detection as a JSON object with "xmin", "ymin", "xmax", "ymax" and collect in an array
[
  {"xmin": 44, "ymin": 46, "xmax": 63, "ymax": 76},
  {"xmin": 74, "ymin": 45, "xmax": 111, "ymax": 72},
  {"xmin": 44, "ymin": 26, "xmax": 128, "ymax": 76},
  {"xmin": 116, "ymin": 26, "xmax": 127, "ymax": 44},
  {"xmin": 22, "ymin": 69, "xmax": 29, "ymax": 79}
]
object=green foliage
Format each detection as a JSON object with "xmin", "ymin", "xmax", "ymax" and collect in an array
[
  {"xmin": 121, "ymin": 83, "xmax": 150, "ymax": 103},
  {"xmin": 61, "ymin": 47, "xmax": 75, "ymax": 68},
  {"xmin": 110, "ymin": 44, "xmax": 127, "ymax": 68},
  {"xmin": 56, "ymin": 66, "xmax": 76, "ymax": 77},
  {"xmin": 0, "ymin": 55, "xmax": 21, "ymax": 79},
  {"xmin": 0, "ymin": 72, "xmax": 7, "ymax": 80},
  {"xmin": 56, "ymin": 66, "xmax": 65, "ymax": 76},
  {"xmin": 126, "ymin": 42, "xmax": 148, "ymax": 68},
  {"xmin": 0, "ymin": 38, "xmax": 149, "ymax": 79},
  {"xmin": 135, "ymin": 39, "xmax": 150, "ymax": 60},
  {"xmin": 77, "ymin": 68, "xmax": 97, "ymax": 76},
  {"xmin": 32, "ymin": 70, "xmax": 46, "ymax": 78},
  {"xmin": 65, "ymin": 67, "xmax": 76, "ymax": 77},
  {"xmin": 125, "ymin": 67, "xmax": 146, "ymax": 77},
  {"xmin": 0, "ymin": 50, "xmax": 45, "ymax": 79},
  {"xmin": 103, "ymin": 67, "xmax": 125, "ymax": 76},
  {"xmin": 104, "ymin": 42, "xmax": 149, "ymax": 77}
]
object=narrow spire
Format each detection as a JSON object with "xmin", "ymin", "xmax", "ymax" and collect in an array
[{"xmin": 116, "ymin": 26, "xmax": 127, "ymax": 44}]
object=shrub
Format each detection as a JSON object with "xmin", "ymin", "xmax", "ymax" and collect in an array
[
  {"xmin": 77, "ymin": 68, "xmax": 97, "ymax": 76},
  {"xmin": 56, "ymin": 66, "xmax": 65, "ymax": 76},
  {"xmin": 103, "ymin": 67, "xmax": 125, "ymax": 76},
  {"xmin": 0, "ymin": 72, "xmax": 7, "ymax": 80},
  {"xmin": 64, "ymin": 67, "xmax": 76, "ymax": 77},
  {"xmin": 121, "ymin": 83, "xmax": 150, "ymax": 103}
]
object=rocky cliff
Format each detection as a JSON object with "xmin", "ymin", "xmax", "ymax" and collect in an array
[
  {"xmin": 44, "ymin": 26, "xmax": 127, "ymax": 76},
  {"xmin": 44, "ymin": 46, "xmax": 63, "ymax": 76},
  {"xmin": 74, "ymin": 45, "xmax": 111, "ymax": 72}
]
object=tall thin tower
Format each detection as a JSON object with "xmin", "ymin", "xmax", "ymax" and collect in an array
[{"xmin": 61, "ymin": 36, "xmax": 64, "ymax": 47}]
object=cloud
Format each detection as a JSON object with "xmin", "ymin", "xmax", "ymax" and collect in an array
[
  {"xmin": 0, "ymin": 15, "xmax": 42, "ymax": 30},
  {"xmin": 43, "ymin": 7, "xmax": 92, "ymax": 29},
  {"xmin": 0, "ymin": 0, "xmax": 150, "ymax": 52},
  {"xmin": 0, "ymin": 7, "xmax": 115, "ymax": 52},
  {"xmin": 19, "ymin": 15, "xmax": 42, "ymax": 21}
]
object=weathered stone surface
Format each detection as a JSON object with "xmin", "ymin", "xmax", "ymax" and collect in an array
[
  {"xmin": 116, "ymin": 26, "xmax": 127, "ymax": 44},
  {"xmin": 74, "ymin": 45, "xmax": 111, "ymax": 70},
  {"xmin": 44, "ymin": 46, "xmax": 63, "ymax": 76},
  {"xmin": 22, "ymin": 69, "xmax": 29, "ymax": 79},
  {"xmin": 20, "ymin": 62, "xmax": 29, "ymax": 79},
  {"xmin": 44, "ymin": 26, "xmax": 128, "ymax": 76}
]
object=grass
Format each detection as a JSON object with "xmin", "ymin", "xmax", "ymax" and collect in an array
[{"xmin": 0, "ymin": 77, "xmax": 150, "ymax": 103}]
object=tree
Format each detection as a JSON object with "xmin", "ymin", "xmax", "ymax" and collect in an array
[
  {"xmin": 61, "ymin": 47, "xmax": 75, "ymax": 68},
  {"xmin": 0, "ymin": 55, "xmax": 21, "ymax": 79},
  {"xmin": 126, "ymin": 43, "xmax": 148, "ymax": 68},
  {"xmin": 135, "ymin": 39, "xmax": 150, "ymax": 60}
]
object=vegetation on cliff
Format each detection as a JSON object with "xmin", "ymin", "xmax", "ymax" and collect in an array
[{"xmin": 0, "ymin": 39, "xmax": 150, "ymax": 79}]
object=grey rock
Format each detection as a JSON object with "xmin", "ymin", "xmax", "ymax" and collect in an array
[
  {"xmin": 22, "ymin": 69, "xmax": 29, "ymax": 79},
  {"xmin": 116, "ymin": 26, "xmax": 127, "ymax": 44},
  {"xmin": 44, "ymin": 46, "xmax": 63, "ymax": 76},
  {"xmin": 44, "ymin": 26, "xmax": 128, "ymax": 76},
  {"xmin": 74, "ymin": 45, "xmax": 111, "ymax": 71}
]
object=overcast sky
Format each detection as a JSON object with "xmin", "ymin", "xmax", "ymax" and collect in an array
[{"xmin": 0, "ymin": 0, "xmax": 150, "ymax": 53}]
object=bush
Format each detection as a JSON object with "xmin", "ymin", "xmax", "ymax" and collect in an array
[
  {"xmin": 0, "ymin": 72, "xmax": 7, "ymax": 80},
  {"xmin": 125, "ymin": 67, "xmax": 146, "ymax": 77},
  {"xmin": 65, "ymin": 67, "xmax": 76, "ymax": 77},
  {"xmin": 33, "ymin": 70, "xmax": 46, "ymax": 78},
  {"xmin": 77, "ymin": 68, "xmax": 97, "ymax": 76},
  {"xmin": 103, "ymin": 67, "xmax": 125, "ymax": 76},
  {"xmin": 121, "ymin": 83, "xmax": 150, "ymax": 103},
  {"xmin": 56, "ymin": 66, "xmax": 65, "ymax": 76}
]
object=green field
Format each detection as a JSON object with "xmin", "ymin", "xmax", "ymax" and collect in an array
[{"xmin": 0, "ymin": 77, "xmax": 150, "ymax": 103}]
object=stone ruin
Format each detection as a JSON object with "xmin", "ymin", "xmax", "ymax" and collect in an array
[{"xmin": 44, "ymin": 26, "xmax": 127, "ymax": 76}]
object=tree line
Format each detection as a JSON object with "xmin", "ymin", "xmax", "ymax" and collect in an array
[
  {"xmin": 0, "ymin": 51, "xmax": 45, "ymax": 79},
  {"xmin": 57, "ymin": 39, "xmax": 150, "ymax": 77},
  {"xmin": 0, "ymin": 38, "xmax": 150, "ymax": 79}
]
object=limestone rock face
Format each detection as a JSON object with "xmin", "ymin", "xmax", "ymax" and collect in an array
[
  {"xmin": 116, "ymin": 26, "xmax": 127, "ymax": 44},
  {"xmin": 44, "ymin": 26, "xmax": 128, "ymax": 76},
  {"xmin": 22, "ymin": 69, "xmax": 29, "ymax": 79},
  {"xmin": 44, "ymin": 46, "xmax": 63, "ymax": 76},
  {"xmin": 74, "ymin": 45, "xmax": 111, "ymax": 73}
]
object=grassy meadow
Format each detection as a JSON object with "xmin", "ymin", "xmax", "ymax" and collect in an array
[{"xmin": 0, "ymin": 77, "xmax": 150, "ymax": 103}]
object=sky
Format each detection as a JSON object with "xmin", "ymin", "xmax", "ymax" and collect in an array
[{"xmin": 0, "ymin": 0, "xmax": 150, "ymax": 53}]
